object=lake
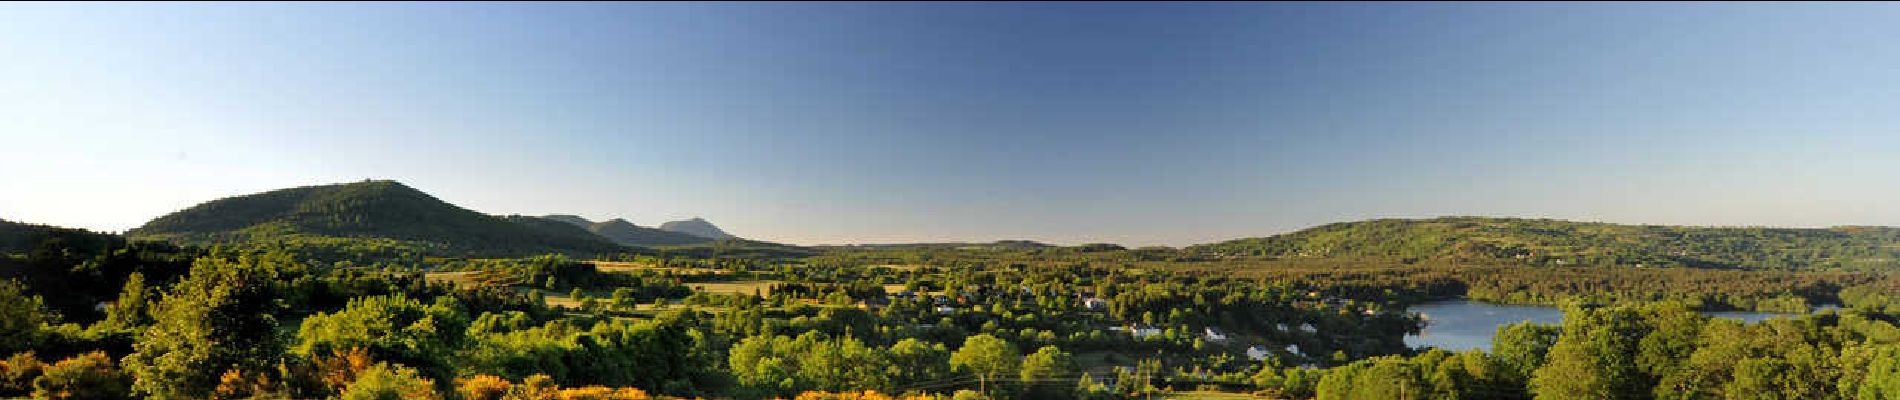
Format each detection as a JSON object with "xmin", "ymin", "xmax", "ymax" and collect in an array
[{"xmin": 1403, "ymin": 300, "xmax": 1823, "ymax": 351}]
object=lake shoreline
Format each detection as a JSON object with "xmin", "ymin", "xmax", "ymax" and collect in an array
[{"xmin": 1403, "ymin": 299, "xmax": 1837, "ymax": 351}]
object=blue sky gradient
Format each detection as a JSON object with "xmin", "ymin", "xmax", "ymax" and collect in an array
[{"xmin": 3, "ymin": 3, "xmax": 1899, "ymax": 246}]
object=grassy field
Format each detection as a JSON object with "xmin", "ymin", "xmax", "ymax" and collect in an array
[
  {"xmin": 424, "ymin": 264, "xmax": 784, "ymax": 311},
  {"xmin": 686, "ymin": 280, "xmax": 782, "ymax": 296},
  {"xmin": 541, "ymin": 291, "xmax": 591, "ymax": 309},
  {"xmin": 590, "ymin": 260, "xmax": 673, "ymax": 272},
  {"xmin": 423, "ymin": 270, "xmax": 484, "ymax": 286},
  {"xmin": 1159, "ymin": 392, "xmax": 1261, "ymax": 399},
  {"xmin": 867, "ymin": 263, "xmax": 928, "ymax": 271},
  {"xmin": 1073, "ymin": 350, "xmax": 1140, "ymax": 379}
]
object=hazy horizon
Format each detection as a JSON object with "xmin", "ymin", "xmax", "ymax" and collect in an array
[{"xmin": 6, "ymin": 2, "xmax": 1900, "ymax": 247}]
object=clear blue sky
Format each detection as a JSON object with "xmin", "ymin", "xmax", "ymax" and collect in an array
[{"xmin": 3, "ymin": 2, "xmax": 1899, "ymax": 246}]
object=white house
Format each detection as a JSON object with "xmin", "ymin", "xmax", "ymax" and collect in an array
[
  {"xmin": 1203, "ymin": 327, "xmax": 1228, "ymax": 342},
  {"xmin": 1246, "ymin": 346, "xmax": 1271, "ymax": 361},
  {"xmin": 1083, "ymin": 297, "xmax": 1107, "ymax": 310}
]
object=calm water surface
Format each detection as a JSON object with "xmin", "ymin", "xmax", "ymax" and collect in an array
[{"xmin": 1403, "ymin": 300, "xmax": 1821, "ymax": 351}]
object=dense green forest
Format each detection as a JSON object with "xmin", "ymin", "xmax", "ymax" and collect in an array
[
  {"xmin": 1192, "ymin": 217, "xmax": 1900, "ymax": 271},
  {"xmin": 6, "ymin": 183, "xmax": 1900, "ymax": 399}
]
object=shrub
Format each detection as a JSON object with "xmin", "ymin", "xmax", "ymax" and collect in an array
[
  {"xmin": 554, "ymin": 386, "xmax": 651, "ymax": 400},
  {"xmin": 336, "ymin": 363, "xmax": 440, "ymax": 400},
  {"xmin": 31, "ymin": 351, "xmax": 131, "ymax": 400},
  {"xmin": 457, "ymin": 374, "xmax": 513, "ymax": 400},
  {"xmin": 0, "ymin": 351, "xmax": 45, "ymax": 396}
]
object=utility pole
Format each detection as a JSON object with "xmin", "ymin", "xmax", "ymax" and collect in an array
[{"xmin": 1145, "ymin": 369, "xmax": 1153, "ymax": 400}]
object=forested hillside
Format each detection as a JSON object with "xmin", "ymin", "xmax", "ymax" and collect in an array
[
  {"xmin": 1, "ymin": 218, "xmax": 121, "ymax": 255},
  {"xmin": 127, "ymin": 180, "xmax": 626, "ymax": 257},
  {"xmin": 1190, "ymin": 217, "xmax": 1900, "ymax": 271},
  {"xmin": 1, "ymin": 219, "xmax": 197, "ymax": 323}
]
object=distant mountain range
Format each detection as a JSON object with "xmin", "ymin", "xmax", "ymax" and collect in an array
[
  {"xmin": 538, "ymin": 215, "xmax": 716, "ymax": 246},
  {"xmin": 659, "ymin": 217, "xmax": 736, "ymax": 240},
  {"xmin": 127, "ymin": 180, "xmax": 625, "ymax": 257},
  {"xmin": 815, "ymin": 240, "xmax": 1055, "ymax": 251},
  {"xmin": 58, "ymin": 180, "xmax": 1900, "ymax": 270}
]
